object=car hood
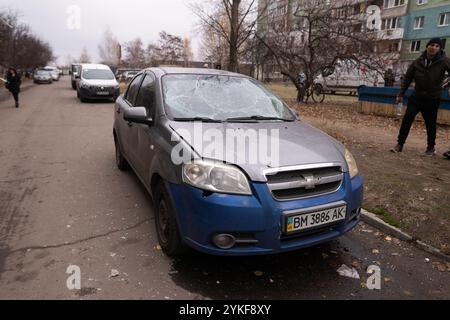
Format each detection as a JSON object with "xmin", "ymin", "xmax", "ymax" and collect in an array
[
  {"xmin": 168, "ymin": 121, "xmax": 347, "ymax": 182},
  {"xmin": 81, "ymin": 79, "xmax": 118, "ymax": 86}
]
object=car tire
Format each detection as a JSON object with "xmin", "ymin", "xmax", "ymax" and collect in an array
[
  {"xmin": 72, "ymin": 81, "xmax": 76, "ymax": 90},
  {"xmin": 154, "ymin": 182, "xmax": 185, "ymax": 256},
  {"xmin": 114, "ymin": 136, "xmax": 129, "ymax": 171}
]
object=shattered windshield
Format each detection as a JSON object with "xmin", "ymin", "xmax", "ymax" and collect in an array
[{"xmin": 162, "ymin": 74, "xmax": 295, "ymax": 121}]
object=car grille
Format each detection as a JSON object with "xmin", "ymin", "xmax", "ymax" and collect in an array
[{"xmin": 265, "ymin": 165, "xmax": 343, "ymax": 201}]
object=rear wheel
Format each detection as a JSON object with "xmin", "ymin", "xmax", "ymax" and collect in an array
[{"xmin": 154, "ymin": 182, "xmax": 185, "ymax": 256}]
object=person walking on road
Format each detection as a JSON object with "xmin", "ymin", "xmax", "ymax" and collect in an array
[
  {"xmin": 391, "ymin": 38, "xmax": 450, "ymax": 156},
  {"xmin": 5, "ymin": 67, "xmax": 22, "ymax": 108}
]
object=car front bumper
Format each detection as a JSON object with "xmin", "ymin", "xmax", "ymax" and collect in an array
[
  {"xmin": 168, "ymin": 174, "xmax": 364, "ymax": 256},
  {"xmin": 34, "ymin": 78, "xmax": 52, "ymax": 83},
  {"xmin": 79, "ymin": 86, "xmax": 120, "ymax": 99}
]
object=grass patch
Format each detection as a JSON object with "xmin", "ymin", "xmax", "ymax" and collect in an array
[
  {"xmin": 266, "ymin": 83, "xmax": 358, "ymax": 104},
  {"xmin": 363, "ymin": 205, "xmax": 402, "ymax": 229}
]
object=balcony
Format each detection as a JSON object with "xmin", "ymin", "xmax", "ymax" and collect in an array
[{"xmin": 378, "ymin": 28, "xmax": 404, "ymax": 40}]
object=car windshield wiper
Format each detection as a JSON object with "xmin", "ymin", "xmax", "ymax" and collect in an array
[
  {"xmin": 173, "ymin": 117, "xmax": 223, "ymax": 123},
  {"xmin": 226, "ymin": 116, "xmax": 295, "ymax": 122}
]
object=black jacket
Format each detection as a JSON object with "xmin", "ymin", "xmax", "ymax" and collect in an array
[
  {"xmin": 6, "ymin": 72, "xmax": 22, "ymax": 94},
  {"xmin": 399, "ymin": 50, "xmax": 450, "ymax": 99}
]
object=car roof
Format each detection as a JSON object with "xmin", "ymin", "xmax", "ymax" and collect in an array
[
  {"xmin": 144, "ymin": 67, "xmax": 250, "ymax": 79},
  {"xmin": 80, "ymin": 64, "xmax": 112, "ymax": 70}
]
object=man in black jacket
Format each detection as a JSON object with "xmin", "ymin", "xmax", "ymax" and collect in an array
[{"xmin": 391, "ymin": 38, "xmax": 450, "ymax": 156}]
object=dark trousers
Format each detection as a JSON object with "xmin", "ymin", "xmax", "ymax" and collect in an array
[
  {"xmin": 11, "ymin": 91, "xmax": 19, "ymax": 103},
  {"xmin": 397, "ymin": 95, "xmax": 440, "ymax": 148}
]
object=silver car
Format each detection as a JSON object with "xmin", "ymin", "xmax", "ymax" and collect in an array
[{"xmin": 33, "ymin": 70, "xmax": 53, "ymax": 84}]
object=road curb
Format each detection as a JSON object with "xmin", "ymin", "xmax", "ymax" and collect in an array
[{"xmin": 361, "ymin": 209, "xmax": 450, "ymax": 262}]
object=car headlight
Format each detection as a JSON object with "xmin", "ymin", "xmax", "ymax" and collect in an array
[
  {"xmin": 183, "ymin": 160, "xmax": 252, "ymax": 195},
  {"xmin": 80, "ymin": 82, "xmax": 89, "ymax": 89},
  {"xmin": 345, "ymin": 148, "xmax": 359, "ymax": 179}
]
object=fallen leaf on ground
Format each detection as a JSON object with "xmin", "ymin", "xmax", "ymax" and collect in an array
[
  {"xmin": 110, "ymin": 269, "xmax": 119, "ymax": 278},
  {"xmin": 337, "ymin": 264, "xmax": 360, "ymax": 279}
]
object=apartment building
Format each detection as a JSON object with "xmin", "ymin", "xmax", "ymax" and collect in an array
[{"xmin": 401, "ymin": 0, "xmax": 450, "ymax": 68}]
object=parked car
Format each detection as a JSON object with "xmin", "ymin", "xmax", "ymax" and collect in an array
[
  {"xmin": 44, "ymin": 66, "xmax": 61, "ymax": 81},
  {"xmin": 71, "ymin": 63, "xmax": 81, "ymax": 90},
  {"xmin": 76, "ymin": 64, "xmax": 120, "ymax": 102},
  {"xmin": 33, "ymin": 70, "xmax": 53, "ymax": 84},
  {"xmin": 124, "ymin": 70, "xmax": 140, "ymax": 82},
  {"xmin": 113, "ymin": 68, "xmax": 364, "ymax": 256}
]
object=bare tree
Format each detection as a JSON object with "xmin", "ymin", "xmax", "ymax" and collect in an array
[
  {"xmin": 199, "ymin": 21, "xmax": 228, "ymax": 68},
  {"xmin": 190, "ymin": 0, "xmax": 263, "ymax": 72},
  {"xmin": 257, "ymin": 0, "xmax": 387, "ymax": 102},
  {"xmin": 146, "ymin": 43, "xmax": 159, "ymax": 67},
  {"xmin": 124, "ymin": 37, "xmax": 146, "ymax": 68},
  {"xmin": 0, "ymin": 10, "xmax": 54, "ymax": 70},
  {"xmin": 156, "ymin": 31, "xmax": 184, "ymax": 66},
  {"xmin": 79, "ymin": 47, "xmax": 91, "ymax": 63},
  {"xmin": 98, "ymin": 27, "xmax": 120, "ymax": 66}
]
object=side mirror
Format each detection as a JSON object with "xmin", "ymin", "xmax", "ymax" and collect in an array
[{"xmin": 124, "ymin": 107, "xmax": 153, "ymax": 126}]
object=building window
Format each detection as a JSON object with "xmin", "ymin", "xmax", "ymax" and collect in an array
[
  {"xmin": 389, "ymin": 42, "xmax": 400, "ymax": 52},
  {"xmin": 417, "ymin": 0, "xmax": 428, "ymax": 5},
  {"xmin": 438, "ymin": 13, "xmax": 449, "ymax": 26},
  {"xmin": 442, "ymin": 39, "xmax": 447, "ymax": 49},
  {"xmin": 384, "ymin": 0, "xmax": 405, "ymax": 8},
  {"xmin": 382, "ymin": 17, "xmax": 399, "ymax": 30},
  {"xmin": 414, "ymin": 16, "xmax": 424, "ymax": 29},
  {"xmin": 411, "ymin": 41, "xmax": 421, "ymax": 52}
]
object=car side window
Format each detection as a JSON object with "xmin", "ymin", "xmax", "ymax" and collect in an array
[
  {"xmin": 125, "ymin": 74, "xmax": 143, "ymax": 105},
  {"xmin": 134, "ymin": 73, "xmax": 156, "ymax": 115}
]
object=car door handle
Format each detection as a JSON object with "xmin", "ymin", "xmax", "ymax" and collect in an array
[
  {"xmin": 127, "ymin": 122, "xmax": 133, "ymax": 127},
  {"xmin": 116, "ymin": 108, "xmax": 121, "ymax": 114}
]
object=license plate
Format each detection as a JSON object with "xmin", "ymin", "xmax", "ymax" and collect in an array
[
  {"xmin": 96, "ymin": 91, "xmax": 109, "ymax": 95},
  {"xmin": 286, "ymin": 205, "xmax": 347, "ymax": 233}
]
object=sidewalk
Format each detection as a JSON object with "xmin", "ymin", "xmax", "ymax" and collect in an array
[{"xmin": 0, "ymin": 80, "xmax": 36, "ymax": 103}]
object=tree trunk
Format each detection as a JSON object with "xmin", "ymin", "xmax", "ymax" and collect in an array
[{"xmin": 228, "ymin": 0, "xmax": 240, "ymax": 73}]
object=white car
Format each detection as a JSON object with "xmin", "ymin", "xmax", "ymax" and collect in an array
[
  {"xmin": 44, "ymin": 66, "xmax": 61, "ymax": 81},
  {"xmin": 77, "ymin": 64, "xmax": 120, "ymax": 102}
]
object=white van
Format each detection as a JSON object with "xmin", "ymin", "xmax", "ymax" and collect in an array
[
  {"xmin": 315, "ymin": 61, "xmax": 384, "ymax": 95},
  {"xmin": 76, "ymin": 64, "xmax": 120, "ymax": 102}
]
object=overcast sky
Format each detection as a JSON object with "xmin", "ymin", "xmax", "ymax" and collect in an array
[{"xmin": 0, "ymin": 0, "xmax": 201, "ymax": 65}]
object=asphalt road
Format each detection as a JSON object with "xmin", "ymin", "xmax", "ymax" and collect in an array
[{"xmin": 0, "ymin": 78, "xmax": 449, "ymax": 300}]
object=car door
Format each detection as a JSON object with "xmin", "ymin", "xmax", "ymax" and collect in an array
[
  {"xmin": 132, "ymin": 73, "xmax": 158, "ymax": 185},
  {"xmin": 116, "ymin": 74, "xmax": 144, "ymax": 167}
]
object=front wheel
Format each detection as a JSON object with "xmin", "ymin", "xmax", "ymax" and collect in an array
[
  {"xmin": 311, "ymin": 84, "xmax": 325, "ymax": 103},
  {"xmin": 154, "ymin": 182, "xmax": 185, "ymax": 256},
  {"xmin": 114, "ymin": 136, "xmax": 129, "ymax": 171}
]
